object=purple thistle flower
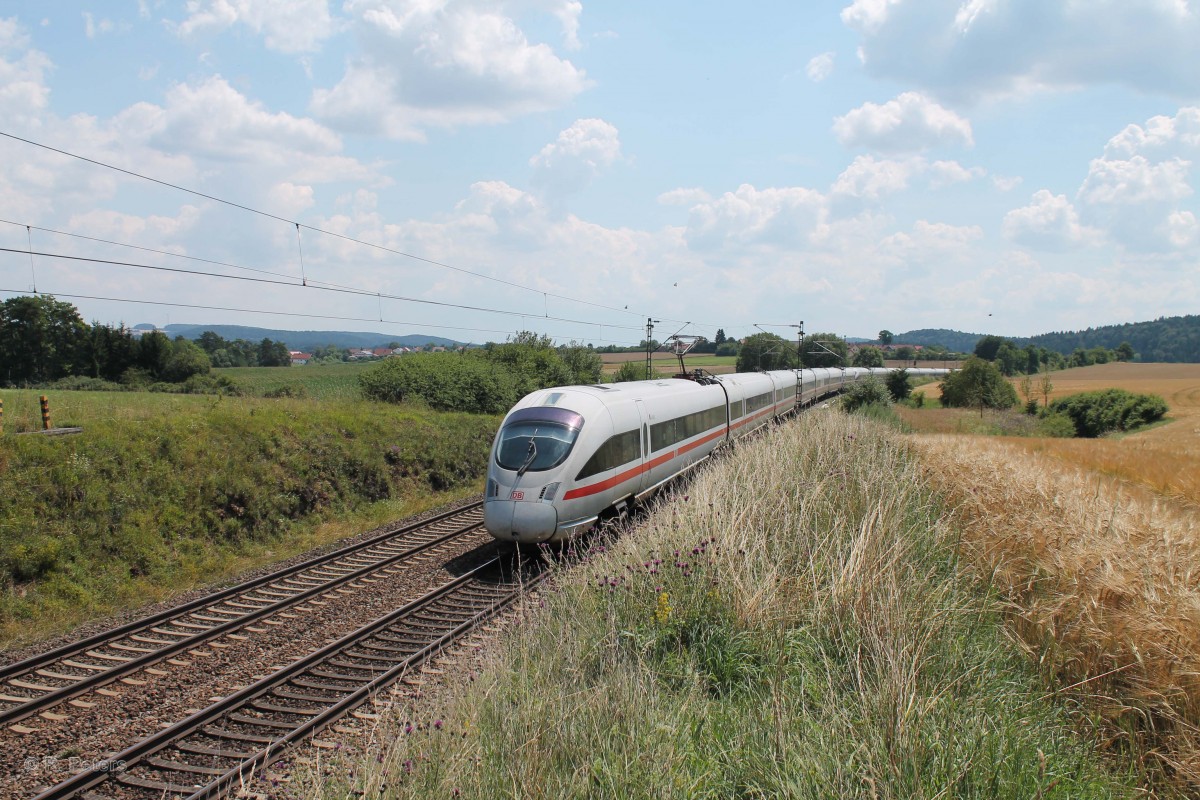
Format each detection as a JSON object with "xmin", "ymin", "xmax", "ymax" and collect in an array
[{"xmin": 434, "ymin": 719, "xmax": 444, "ymax": 730}]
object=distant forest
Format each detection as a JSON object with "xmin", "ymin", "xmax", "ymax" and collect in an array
[{"xmin": 900, "ymin": 315, "xmax": 1200, "ymax": 363}]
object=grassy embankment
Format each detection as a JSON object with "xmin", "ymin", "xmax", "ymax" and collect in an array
[
  {"xmin": 302, "ymin": 410, "xmax": 1144, "ymax": 799},
  {"xmin": 0, "ymin": 388, "xmax": 497, "ymax": 647}
]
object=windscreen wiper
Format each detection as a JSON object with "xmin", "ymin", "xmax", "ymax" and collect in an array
[{"xmin": 517, "ymin": 436, "xmax": 538, "ymax": 477}]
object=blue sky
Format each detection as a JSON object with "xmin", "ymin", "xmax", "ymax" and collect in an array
[{"xmin": 1, "ymin": 1, "xmax": 1198, "ymax": 347}]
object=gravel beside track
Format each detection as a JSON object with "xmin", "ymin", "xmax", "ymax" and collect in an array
[{"xmin": 0, "ymin": 498, "xmax": 495, "ymax": 799}]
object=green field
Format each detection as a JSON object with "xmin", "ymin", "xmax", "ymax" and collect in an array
[{"xmin": 214, "ymin": 361, "xmax": 375, "ymax": 400}]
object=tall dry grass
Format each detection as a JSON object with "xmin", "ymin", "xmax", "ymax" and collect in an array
[
  {"xmin": 288, "ymin": 412, "xmax": 1137, "ymax": 799},
  {"xmin": 913, "ymin": 434, "xmax": 1200, "ymax": 789}
]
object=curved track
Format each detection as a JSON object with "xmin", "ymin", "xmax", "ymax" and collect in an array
[
  {"xmin": 0, "ymin": 502, "xmax": 485, "ymax": 729},
  {"xmin": 32, "ymin": 555, "xmax": 543, "ymax": 800}
]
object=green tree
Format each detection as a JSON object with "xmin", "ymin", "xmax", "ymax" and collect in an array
[
  {"xmin": 878, "ymin": 330, "xmax": 894, "ymax": 345},
  {"xmin": 162, "ymin": 339, "xmax": 212, "ymax": 382},
  {"xmin": 852, "ymin": 346, "xmax": 884, "ymax": 368},
  {"xmin": 612, "ymin": 361, "xmax": 647, "ymax": 382},
  {"xmin": 973, "ymin": 334, "xmax": 1006, "ymax": 361},
  {"xmin": 738, "ymin": 332, "xmax": 798, "ymax": 371},
  {"xmin": 714, "ymin": 328, "xmax": 727, "ymax": 346},
  {"xmin": 885, "ymin": 368, "xmax": 911, "ymax": 402},
  {"xmin": 258, "ymin": 338, "xmax": 292, "ymax": 367},
  {"xmin": 1115, "ymin": 341, "xmax": 1135, "ymax": 362},
  {"xmin": 558, "ymin": 341, "xmax": 603, "ymax": 384},
  {"xmin": 799, "ymin": 332, "xmax": 847, "ymax": 368},
  {"xmin": 0, "ymin": 295, "xmax": 88, "ymax": 384},
  {"xmin": 939, "ymin": 356, "xmax": 1018, "ymax": 414}
]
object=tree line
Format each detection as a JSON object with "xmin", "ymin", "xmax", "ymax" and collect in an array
[{"xmin": 0, "ymin": 296, "xmax": 291, "ymax": 389}]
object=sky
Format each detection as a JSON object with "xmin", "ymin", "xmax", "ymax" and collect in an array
[{"xmin": 0, "ymin": 1, "xmax": 1198, "ymax": 347}]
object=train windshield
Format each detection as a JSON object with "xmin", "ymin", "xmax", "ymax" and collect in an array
[{"xmin": 495, "ymin": 421, "xmax": 580, "ymax": 473}]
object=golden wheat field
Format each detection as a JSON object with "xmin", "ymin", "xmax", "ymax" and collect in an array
[
  {"xmin": 913, "ymin": 363, "xmax": 1200, "ymax": 508},
  {"xmin": 909, "ymin": 363, "xmax": 1200, "ymax": 790}
]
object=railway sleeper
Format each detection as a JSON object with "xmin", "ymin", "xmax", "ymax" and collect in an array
[
  {"xmin": 145, "ymin": 756, "xmax": 228, "ymax": 776},
  {"xmin": 325, "ymin": 658, "xmax": 391, "ymax": 673},
  {"xmin": 229, "ymin": 712, "xmax": 301, "ymax": 729},
  {"xmin": 116, "ymin": 771, "xmax": 202, "ymax": 795},
  {"xmin": 290, "ymin": 676, "xmax": 358, "ymax": 693},
  {"xmin": 372, "ymin": 632, "xmax": 438, "ymax": 646},
  {"xmin": 250, "ymin": 700, "xmax": 323, "ymax": 716},
  {"xmin": 270, "ymin": 688, "xmax": 343, "ymax": 704},
  {"xmin": 354, "ymin": 640, "xmax": 422, "ymax": 655},
  {"xmin": 174, "ymin": 740, "xmax": 256, "ymax": 759},
  {"xmin": 308, "ymin": 667, "xmax": 374, "ymax": 682},
  {"xmin": 341, "ymin": 649, "xmax": 416, "ymax": 664},
  {"xmin": 202, "ymin": 725, "xmax": 277, "ymax": 745}
]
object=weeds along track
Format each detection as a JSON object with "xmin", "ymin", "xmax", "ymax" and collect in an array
[
  {"xmin": 32, "ymin": 555, "xmax": 542, "ymax": 800},
  {"xmin": 0, "ymin": 502, "xmax": 485, "ymax": 729}
]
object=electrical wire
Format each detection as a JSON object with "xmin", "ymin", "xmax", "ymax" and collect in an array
[
  {"xmin": 0, "ymin": 129, "xmax": 688, "ymax": 325},
  {"xmin": 0, "ymin": 287, "xmax": 644, "ymax": 347},
  {"xmin": 0, "ymin": 247, "xmax": 648, "ymax": 331}
]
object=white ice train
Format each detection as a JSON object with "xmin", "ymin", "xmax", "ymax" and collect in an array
[{"xmin": 484, "ymin": 366, "xmax": 949, "ymax": 544}]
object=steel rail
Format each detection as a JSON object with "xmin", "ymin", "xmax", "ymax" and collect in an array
[
  {"xmin": 0, "ymin": 502, "xmax": 484, "ymax": 727},
  {"xmin": 32, "ymin": 557, "xmax": 544, "ymax": 800}
]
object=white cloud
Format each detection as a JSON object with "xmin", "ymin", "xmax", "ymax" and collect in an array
[
  {"xmin": 1003, "ymin": 189, "xmax": 1096, "ymax": 251},
  {"xmin": 1075, "ymin": 107, "xmax": 1200, "ymax": 251},
  {"xmin": 1079, "ymin": 155, "xmax": 1192, "ymax": 207},
  {"xmin": 530, "ymin": 118, "xmax": 621, "ymax": 202},
  {"xmin": 657, "ymin": 187, "xmax": 711, "ymax": 207},
  {"xmin": 82, "ymin": 12, "xmax": 115, "ymax": 39},
  {"xmin": 114, "ymin": 76, "xmax": 362, "ymax": 177},
  {"xmin": 992, "ymin": 174, "xmax": 1022, "ymax": 191},
  {"xmin": 1103, "ymin": 107, "xmax": 1200, "ymax": 160},
  {"xmin": 311, "ymin": 0, "xmax": 589, "ymax": 140},
  {"xmin": 842, "ymin": 0, "xmax": 1200, "ymax": 101},
  {"xmin": 831, "ymin": 155, "xmax": 982, "ymax": 202},
  {"xmin": 806, "ymin": 52, "xmax": 834, "ymax": 82},
  {"xmin": 0, "ymin": 18, "xmax": 53, "ymax": 129},
  {"xmin": 175, "ymin": 0, "xmax": 336, "ymax": 54},
  {"xmin": 1162, "ymin": 210, "xmax": 1199, "ymax": 249},
  {"xmin": 683, "ymin": 184, "xmax": 828, "ymax": 251},
  {"xmin": 833, "ymin": 92, "xmax": 973, "ymax": 153}
]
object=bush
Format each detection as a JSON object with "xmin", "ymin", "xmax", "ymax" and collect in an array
[
  {"xmin": 885, "ymin": 368, "xmax": 911, "ymax": 402},
  {"xmin": 1036, "ymin": 413, "xmax": 1078, "ymax": 438},
  {"xmin": 940, "ymin": 357, "xmax": 1018, "ymax": 411},
  {"xmin": 1048, "ymin": 389, "xmax": 1168, "ymax": 438},
  {"xmin": 359, "ymin": 354, "xmax": 519, "ymax": 414},
  {"xmin": 841, "ymin": 376, "xmax": 892, "ymax": 413},
  {"xmin": 612, "ymin": 361, "xmax": 648, "ymax": 382}
]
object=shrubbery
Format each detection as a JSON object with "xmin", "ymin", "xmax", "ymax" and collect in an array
[
  {"xmin": 841, "ymin": 376, "xmax": 892, "ymax": 412},
  {"xmin": 939, "ymin": 356, "xmax": 1018, "ymax": 411},
  {"xmin": 359, "ymin": 332, "xmax": 604, "ymax": 414},
  {"xmin": 1047, "ymin": 389, "xmax": 1168, "ymax": 437}
]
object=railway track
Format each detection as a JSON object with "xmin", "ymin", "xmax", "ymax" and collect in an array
[
  {"xmin": 0, "ymin": 501, "xmax": 486, "ymax": 730},
  {"xmin": 32, "ymin": 555, "xmax": 542, "ymax": 800}
]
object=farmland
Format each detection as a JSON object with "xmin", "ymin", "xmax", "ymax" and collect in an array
[
  {"xmin": 214, "ymin": 361, "xmax": 375, "ymax": 400},
  {"xmin": 903, "ymin": 363, "xmax": 1200, "ymax": 507}
]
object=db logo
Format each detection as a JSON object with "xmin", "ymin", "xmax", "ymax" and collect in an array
[{"xmin": 510, "ymin": 490, "xmax": 525, "ymax": 500}]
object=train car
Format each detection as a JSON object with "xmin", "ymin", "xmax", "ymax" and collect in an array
[{"xmin": 484, "ymin": 366, "xmax": 949, "ymax": 544}]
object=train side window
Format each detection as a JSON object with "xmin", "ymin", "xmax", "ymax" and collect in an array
[{"xmin": 576, "ymin": 429, "xmax": 641, "ymax": 480}]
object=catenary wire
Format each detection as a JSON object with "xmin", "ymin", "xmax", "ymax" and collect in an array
[
  {"xmin": 0, "ymin": 129, "xmax": 702, "ymax": 326},
  {"xmin": 0, "ymin": 287, "xmax": 645, "ymax": 347}
]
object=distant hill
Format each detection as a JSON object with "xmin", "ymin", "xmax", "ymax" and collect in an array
[
  {"xmin": 896, "ymin": 315, "xmax": 1200, "ymax": 362},
  {"xmin": 160, "ymin": 324, "xmax": 465, "ymax": 351},
  {"xmin": 894, "ymin": 328, "xmax": 985, "ymax": 353}
]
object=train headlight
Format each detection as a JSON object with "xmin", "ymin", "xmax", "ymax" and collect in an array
[
  {"xmin": 540, "ymin": 482, "xmax": 561, "ymax": 502},
  {"xmin": 488, "ymin": 478, "xmax": 499, "ymax": 498}
]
